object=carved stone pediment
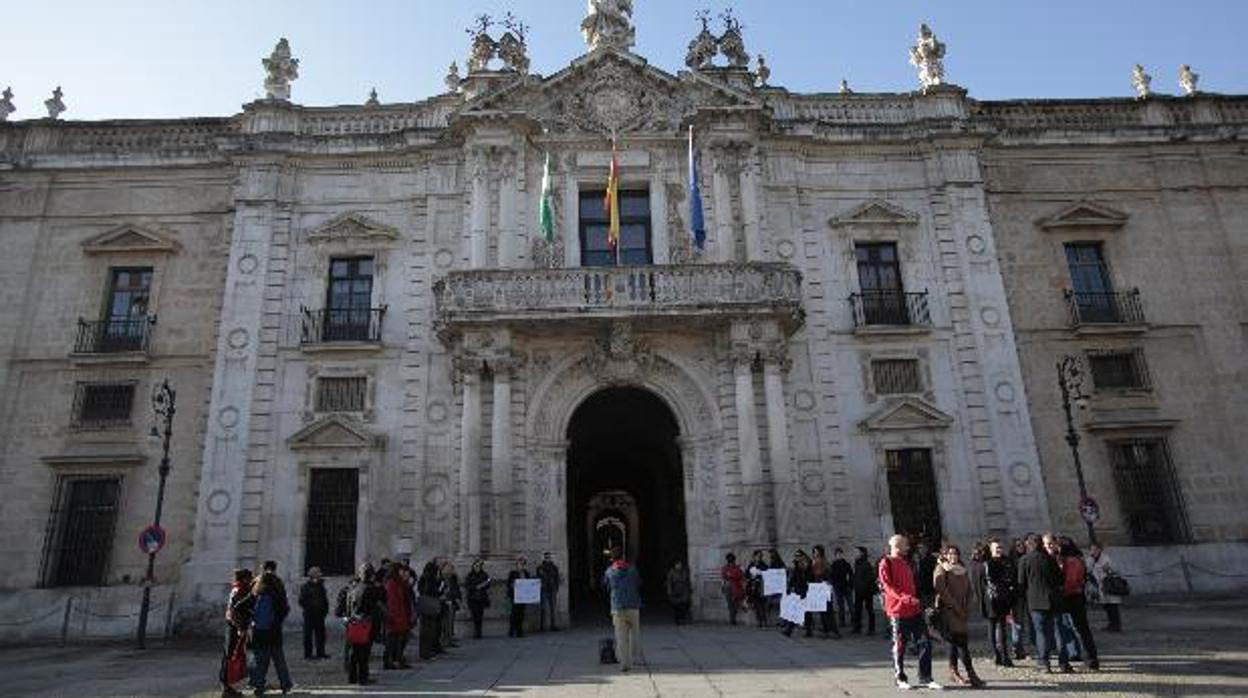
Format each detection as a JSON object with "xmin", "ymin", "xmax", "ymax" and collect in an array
[
  {"xmin": 861, "ymin": 397, "xmax": 954, "ymax": 431},
  {"xmin": 81, "ymin": 224, "xmax": 180, "ymax": 255},
  {"xmin": 288, "ymin": 414, "xmax": 385, "ymax": 450},
  {"xmin": 828, "ymin": 199, "xmax": 920, "ymax": 228},
  {"xmin": 1036, "ymin": 200, "xmax": 1128, "ymax": 231},
  {"xmin": 307, "ymin": 213, "xmax": 399, "ymax": 245},
  {"xmin": 457, "ymin": 49, "xmax": 761, "ymax": 135}
]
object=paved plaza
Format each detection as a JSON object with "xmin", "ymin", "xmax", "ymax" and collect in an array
[{"xmin": 2, "ymin": 596, "xmax": 1246, "ymax": 697}]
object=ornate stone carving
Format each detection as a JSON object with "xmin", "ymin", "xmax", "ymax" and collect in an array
[
  {"xmin": 44, "ymin": 86, "xmax": 65, "ymax": 120},
  {"xmin": 908, "ymin": 24, "xmax": 946, "ymax": 90},
  {"xmin": 1132, "ymin": 64, "xmax": 1153, "ymax": 99},
  {"xmin": 497, "ymin": 14, "xmax": 531, "ymax": 74},
  {"xmin": 445, "ymin": 61, "xmax": 462, "ymax": 93},
  {"xmin": 584, "ymin": 323, "xmax": 656, "ymax": 384},
  {"xmin": 0, "ymin": 87, "xmax": 14, "ymax": 122},
  {"xmin": 262, "ymin": 38, "xmax": 299, "ymax": 101},
  {"xmin": 1179, "ymin": 64, "xmax": 1199, "ymax": 96},
  {"xmin": 581, "ymin": 0, "xmax": 635, "ymax": 52},
  {"xmin": 717, "ymin": 10, "xmax": 750, "ymax": 68},
  {"xmin": 685, "ymin": 11, "xmax": 717, "ymax": 70},
  {"xmin": 755, "ymin": 54, "xmax": 770, "ymax": 87},
  {"xmin": 466, "ymin": 15, "xmax": 496, "ymax": 73},
  {"xmin": 839, "ymin": 79, "xmax": 853, "ymax": 95},
  {"xmin": 365, "ymin": 88, "xmax": 380, "ymax": 107}
]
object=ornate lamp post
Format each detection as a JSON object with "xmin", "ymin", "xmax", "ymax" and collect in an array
[
  {"xmin": 1056, "ymin": 356, "xmax": 1099, "ymax": 547},
  {"xmin": 137, "ymin": 379, "xmax": 176, "ymax": 649}
]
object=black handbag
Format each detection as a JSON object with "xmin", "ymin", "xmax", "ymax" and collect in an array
[
  {"xmin": 1102, "ymin": 573, "xmax": 1131, "ymax": 597},
  {"xmin": 925, "ymin": 605, "xmax": 949, "ymax": 640}
]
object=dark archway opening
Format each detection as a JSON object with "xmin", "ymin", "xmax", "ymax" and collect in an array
[{"xmin": 566, "ymin": 386, "xmax": 686, "ymax": 621}]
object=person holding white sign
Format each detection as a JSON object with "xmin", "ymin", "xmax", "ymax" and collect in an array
[
  {"xmin": 781, "ymin": 550, "xmax": 813, "ymax": 638},
  {"xmin": 506, "ymin": 557, "xmax": 532, "ymax": 638},
  {"xmin": 810, "ymin": 545, "xmax": 841, "ymax": 638}
]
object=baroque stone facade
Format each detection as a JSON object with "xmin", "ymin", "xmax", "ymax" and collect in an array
[{"xmin": 1, "ymin": 9, "xmax": 1245, "ymax": 636}]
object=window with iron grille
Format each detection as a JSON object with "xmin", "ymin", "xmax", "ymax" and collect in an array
[
  {"xmin": 1087, "ymin": 349, "xmax": 1150, "ymax": 391},
  {"xmin": 305, "ymin": 469, "xmax": 359, "ymax": 576},
  {"xmin": 40, "ymin": 477, "xmax": 121, "ymax": 587},
  {"xmin": 72, "ymin": 382, "xmax": 136, "ymax": 428},
  {"xmin": 872, "ymin": 359, "xmax": 923, "ymax": 394},
  {"xmin": 315, "ymin": 376, "xmax": 367, "ymax": 412},
  {"xmin": 1108, "ymin": 438, "xmax": 1188, "ymax": 545},
  {"xmin": 885, "ymin": 448, "xmax": 943, "ymax": 548}
]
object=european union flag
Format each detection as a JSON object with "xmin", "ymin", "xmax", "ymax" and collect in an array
[{"xmin": 688, "ymin": 126, "xmax": 706, "ymax": 250}]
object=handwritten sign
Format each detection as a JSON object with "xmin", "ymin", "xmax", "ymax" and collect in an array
[
  {"xmin": 762, "ymin": 568, "xmax": 788, "ymax": 597},
  {"xmin": 804, "ymin": 582, "xmax": 831, "ymax": 612},
  {"xmin": 514, "ymin": 578, "xmax": 542, "ymax": 605},
  {"xmin": 780, "ymin": 593, "xmax": 807, "ymax": 624}
]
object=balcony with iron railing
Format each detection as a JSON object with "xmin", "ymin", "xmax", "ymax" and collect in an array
[
  {"xmin": 433, "ymin": 263, "xmax": 804, "ymax": 330},
  {"xmin": 71, "ymin": 316, "xmax": 155, "ymax": 360},
  {"xmin": 1065, "ymin": 289, "xmax": 1146, "ymax": 332},
  {"xmin": 848, "ymin": 290, "xmax": 932, "ymax": 332},
  {"xmin": 300, "ymin": 306, "xmax": 386, "ymax": 348}
]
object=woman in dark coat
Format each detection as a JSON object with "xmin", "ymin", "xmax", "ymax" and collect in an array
[
  {"xmin": 781, "ymin": 550, "xmax": 812, "ymax": 637},
  {"xmin": 934, "ymin": 544, "xmax": 985, "ymax": 688},
  {"xmin": 464, "ymin": 559, "xmax": 492, "ymax": 639},
  {"xmin": 985, "ymin": 538, "xmax": 1018, "ymax": 666},
  {"xmin": 745, "ymin": 550, "xmax": 769, "ymax": 627},
  {"xmin": 417, "ymin": 560, "xmax": 445, "ymax": 659},
  {"xmin": 220, "ymin": 568, "xmax": 253, "ymax": 695},
  {"xmin": 345, "ymin": 564, "xmax": 386, "ymax": 685}
]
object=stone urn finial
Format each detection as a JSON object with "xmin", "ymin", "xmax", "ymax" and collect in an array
[
  {"xmin": 44, "ymin": 86, "xmax": 65, "ymax": 120},
  {"xmin": 262, "ymin": 38, "xmax": 300, "ymax": 101},
  {"xmin": 1178, "ymin": 64, "xmax": 1199, "ymax": 96},
  {"xmin": 1131, "ymin": 64, "xmax": 1153, "ymax": 99}
]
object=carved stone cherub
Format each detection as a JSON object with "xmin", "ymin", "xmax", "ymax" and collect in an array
[
  {"xmin": 1178, "ymin": 64, "xmax": 1199, "ymax": 96},
  {"xmin": 1131, "ymin": 64, "xmax": 1152, "ymax": 99},
  {"xmin": 908, "ymin": 23, "xmax": 946, "ymax": 89},
  {"xmin": 44, "ymin": 86, "xmax": 66, "ymax": 120},
  {"xmin": 582, "ymin": 0, "xmax": 635, "ymax": 51},
  {"xmin": 262, "ymin": 38, "xmax": 299, "ymax": 101}
]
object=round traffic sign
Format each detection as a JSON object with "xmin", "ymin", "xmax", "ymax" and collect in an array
[
  {"xmin": 138, "ymin": 525, "xmax": 167, "ymax": 555},
  {"xmin": 1078, "ymin": 497, "xmax": 1100, "ymax": 524}
]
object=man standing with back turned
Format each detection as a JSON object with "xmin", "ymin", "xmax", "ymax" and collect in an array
[
  {"xmin": 879, "ymin": 534, "xmax": 941, "ymax": 691},
  {"xmin": 602, "ymin": 547, "xmax": 643, "ymax": 672}
]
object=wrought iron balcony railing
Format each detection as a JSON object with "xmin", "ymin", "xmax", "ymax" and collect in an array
[
  {"xmin": 849, "ymin": 290, "xmax": 931, "ymax": 328},
  {"xmin": 73, "ymin": 316, "xmax": 155, "ymax": 354},
  {"xmin": 1065, "ymin": 289, "xmax": 1145, "ymax": 326},
  {"xmin": 434, "ymin": 263, "xmax": 803, "ymax": 326},
  {"xmin": 301, "ymin": 306, "xmax": 386, "ymax": 344}
]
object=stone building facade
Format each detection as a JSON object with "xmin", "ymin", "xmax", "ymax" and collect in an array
[{"xmin": 0, "ymin": 6, "xmax": 1244, "ymax": 636}]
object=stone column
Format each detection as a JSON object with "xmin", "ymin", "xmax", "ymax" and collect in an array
[
  {"xmin": 650, "ymin": 171, "xmax": 670, "ymax": 264},
  {"xmin": 490, "ymin": 356, "xmax": 515, "ymax": 552},
  {"xmin": 739, "ymin": 145, "xmax": 764, "ymax": 262},
  {"xmin": 562, "ymin": 158, "xmax": 581, "ymax": 267},
  {"xmin": 497, "ymin": 151, "xmax": 517, "ymax": 268},
  {"xmin": 733, "ymin": 349, "xmax": 768, "ymax": 544},
  {"xmin": 469, "ymin": 150, "xmax": 489, "ymax": 269},
  {"xmin": 711, "ymin": 148, "xmax": 736, "ymax": 264},
  {"xmin": 457, "ymin": 357, "xmax": 483, "ymax": 555},
  {"xmin": 763, "ymin": 348, "xmax": 797, "ymax": 544}
]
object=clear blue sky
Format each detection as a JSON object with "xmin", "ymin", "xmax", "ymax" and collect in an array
[{"xmin": 2, "ymin": 1, "xmax": 1245, "ymax": 121}]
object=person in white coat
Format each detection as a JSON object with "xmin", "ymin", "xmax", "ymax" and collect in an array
[{"xmin": 1087, "ymin": 545, "xmax": 1123, "ymax": 632}]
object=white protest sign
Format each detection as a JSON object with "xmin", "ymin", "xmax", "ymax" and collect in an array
[
  {"xmin": 762, "ymin": 568, "xmax": 787, "ymax": 596},
  {"xmin": 514, "ymin": 578, "xmax": 542, "ymax": 605},
  {"xmin": 780, "ymin": 593, "xmax": 807, "ymax": 624},
  {"xmin": 804, "ymin": 582, "xmax": 831, "ymax": 612}
]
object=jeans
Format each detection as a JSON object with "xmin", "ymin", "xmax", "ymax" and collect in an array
[
  {"xmin": 347, "ymin": 641, "xmax": 370, "ymax": 684},
  {"xmin": 1030, "ymin": 610, "xmax": 1070, "ymax": 669},
  {"xmin": 832, "ymin": 588, "xmax": 852, "ymax": 626},
  {"xmin": 1066, "ymin": 595, "xmax": 1099, "ymax": 661},
  {"xmin": 612, "ymin": 608, "xmax": 642, "ymax": 669},
  {"xmin": 852, "ymin": 592, "xmax": 876, "ymax": 634},
  {"xmin": 249, "ymin": 634, "xmax": 292, "ymax": 691},
  {"xmin": 540, "ymin": 592, "xmax": 558, "ymax": 630},
  {"xmin": 302, "ymin": 613, "xmax": 326, "ymax": 658},
  {"xmin": 890, "ymin": 615, "xmax": 933, "ymax": 684},
  {"xmin": 988, "ymin": 617, "xmax": 1011, "ymax": 663}
]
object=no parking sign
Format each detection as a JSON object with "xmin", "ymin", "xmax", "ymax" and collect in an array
[{"xmin": 138, "ymin": 525, "xmax": 167, "ymax": 555}]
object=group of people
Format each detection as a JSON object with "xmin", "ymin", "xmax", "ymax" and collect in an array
[{"xmin": 219, "ymin": 553, "xmax": 564, "ymax": 695}]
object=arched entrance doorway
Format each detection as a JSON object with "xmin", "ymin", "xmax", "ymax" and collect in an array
[{"xmin": 566, "ymin": 386, "xmax": 686, "ymax": 618}]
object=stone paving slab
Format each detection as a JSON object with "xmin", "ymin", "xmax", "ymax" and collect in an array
[{"xmin": 2, "ymin": 597, "xmax": 1246, "ymax": 697}]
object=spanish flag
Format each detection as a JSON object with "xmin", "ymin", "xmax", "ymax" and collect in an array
[{"xmin": 603, "ymin": 138, "xmax": 620, "ymax": 257}]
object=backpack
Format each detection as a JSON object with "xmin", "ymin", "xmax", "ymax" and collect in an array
[{"xmin": 253, "ymin": 592, "xmax": 277, "ymax": 631}]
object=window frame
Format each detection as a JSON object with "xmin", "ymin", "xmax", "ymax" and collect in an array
[
  {"xmin": 304, "ymin": 468, "xmax": 360, "ymax": 577},
  {"xmin": 71, "ymin": 381, "xmax": 138, "ymax": 429},
  {"xmin": 578, "ymin": 189, "xmax": 653, "ymax": 267},
  {"xmin": 315, "ymin": 375, "xmax": 368, "ymax": 413},
  {"xmin": 1086, "ymin": 348, "xmax": 1151, "ymax": 392},
  {"xmin": 40, "ymin": 475, "xmax": 123, "ymax": 587},
  {"xmin": 1107, "ymin": 437, "xmax": 1189, "ymax": 545},
  {"xmin": 871, "ymin": 358, "xmax": 924, "ymax": 395}
]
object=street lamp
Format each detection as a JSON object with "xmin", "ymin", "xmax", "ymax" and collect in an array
[
  {"xmin": 1056, "ymin": 355, "xmax": 1099, "ymax": 547},
  {"xmin": 137, "ymin": 378, "xmax": 176, "ymax": 649}
]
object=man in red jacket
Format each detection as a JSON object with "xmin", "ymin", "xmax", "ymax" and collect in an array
[{"xmin": 879, "ymin": 534, "xmax": 941, "ymax": 690}]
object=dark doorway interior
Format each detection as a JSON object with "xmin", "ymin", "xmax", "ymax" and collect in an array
[
  {"xmin": 566, "ymin": 387, "xmax": 686, "ymax": 619},
  {"xmin": 885, "ymin": 448, "xmax": 943, "ymax": 547}
]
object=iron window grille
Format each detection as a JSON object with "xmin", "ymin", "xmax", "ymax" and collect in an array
[
  {"xmin": 304, "ymin": 469, "xmax": 359, "ymax": 577},
  {"xmin": 849, "ymin": 291, "xmax": 931, "ymax": 327},
  {"xmin": 1107, "ymin": 438, "xmax": 1189, "ymax": 545},
  {"xmin": 315, "ymin": 376, "xmax": 367, "ymax": 412},
  {"xmin": 39, "ymin": 476, "xmax": 122, "ymax": 587},
  {"xmin": 885, "ymin": 448, "xmax": 943, "ymax": 548},
  {"xmin": 1087, "ymin": 349, "xmax": 1151, "ymax": 391},
  {"xmin": 71, "ymin": 382, "xmax": 137, "ymax": 428},
  {"xmin": 872, "ymin": 359, "xmax": 923, "ymax": 394}
]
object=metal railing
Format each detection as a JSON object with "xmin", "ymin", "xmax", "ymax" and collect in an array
[
  {"xmin": 434, "ymin": 263, "xmax": 803, "ymax": 324},
  {"xmin": 71, "ymin": 383, "xmax": 136, "ymax": 429},
  {"xmin": 73, "ymin": 317, "xmax": 154, "ymax": 354},
  {"xmin": 1065, "ymin": 289, "xmax": 1145, "ymax": 326},
  {"xmin": 301, "ymin": 307, "xmax": 386, "ymax": 344},
  {"xmin": 849, "ymin": 290, "xmax": 931, "ymax": 327}
]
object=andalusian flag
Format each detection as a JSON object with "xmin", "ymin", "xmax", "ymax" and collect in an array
[
  {"xmin": 538, "ymin": 152, "xmax": 555, "ymax": 242},
  {"xmin": 603, "ymin": 138, "xmax": 620, "ymax": 257}
]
